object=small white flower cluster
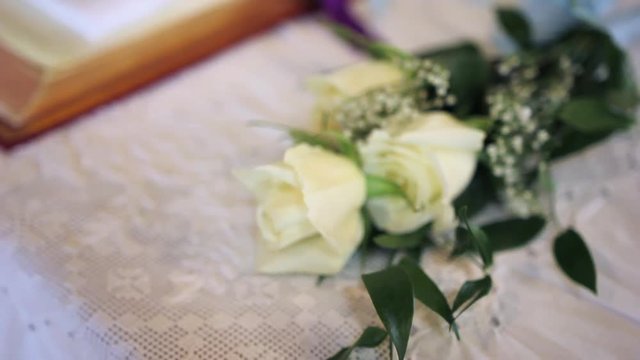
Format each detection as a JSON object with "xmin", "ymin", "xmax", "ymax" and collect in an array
[
  {"xmin": 334, "ymin": 86, "xmax": 418, "ymax": 138},
  {"xmin": 486, "ymin": 55, "xmax": 575, "ymax": 216},
  {"xmin": 396, "ymin": 57, "xmax": 453, "ymax": 110},
  {"xmin": 334, "ymin": 58, "xmax": 452, "ymax": 138}
]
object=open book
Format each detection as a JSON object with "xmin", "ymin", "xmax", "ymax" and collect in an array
[{"xmin": 0, "ymin": 0, "xmax": 312, "ymax": 147}]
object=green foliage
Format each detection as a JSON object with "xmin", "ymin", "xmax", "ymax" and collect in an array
[
  {"xmin": 288, "ymin": 128, "xmax": 363, "ymax": 165},
  {"xmin": 327, "ymin": 327, "xmax": 387, "ymax": 360},
  {"xmin": 556, "ymin": 28, "xmax": 626, "ymax": 97},
  {"xmin": 496, "ymin": 8, "xmax": 533, "ymax": 49},
  {"xmin": 361, "ymin": 209, "xmax": 374, "ymax": 242},
  {"xmin": 553, "ymin": 229, "xmax": 597, "ymax": 294},
  {"xmin": 528, "ymin": 26, "xmax": 636, "ymax": 160},
  {"xmin": 252, "ymin": 122, "xmax": 365, "ymax": 164},
  {"xmin": 289, "ymin": 128, "xmax": 339, "ymax": 149},
  {"xmin": 453, "ymin": 216, "xmax": 546, "ymax": 256},
  {"xmin": 451, "ymin": 276, "xmax": 492, "ymax": 318},
  {"xmin": 358, "ymin": 209, "xmax": 376, "ymax": 271},
  {"xmin": 463, "ymin": 117, "xmax": 494, "ymax": 131},
  {"xmin": 397, "ymin": 260, "xmax": 453, "ymax": 322},
  {"xmin": 366, "ymin": 175, "xmax": 406, "ymax": 200},
  {"xmin": 398, "ymin": 259, "xmax": 458, "ymax": 337},
  {"xmin": 374, "ymin": 232, "xmax": 424, "ymax": 250},
  {"xmin": 359, "ymin": 249, "xmax": 499, "ymax": 352},
  {"xmin": 608, "ymin": 86, "xmax": 640, "ymax": 111},
  {"xmin": 421, "ymin": 43, "xmax": 490, "ymax": 116},
  {"xmin": 551, "ymin": 128, "xmax": 613, "ymax": 159},
  {"xmin": 336, "ymin": 133, "xmax": 362, "ymax": 165},
  {"xmin": 453, "ymin": 166, "xmax": 497, "ymax": 218},
  {"xmin": 328, "ymin": 22, "xmax": 410, "ymax": 61},
  {"xmin": 559, "ymin": 98, "xmax": 634, "ymax": 133},
  {"xmin": 362, "ymin": 267, "xmax": 414, "ymax": 359},
  {"xmin": 482, "ymin": 217, "xmax": 546, "ymax": 252},
  {"xmin": 459, "ymin": 207, "xmax": 493, "ymax": 270}
]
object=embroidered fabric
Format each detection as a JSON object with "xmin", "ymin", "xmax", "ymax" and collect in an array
[{"xmin": 1, "ymin": 1, "xmax": 640, "ymax": 359}]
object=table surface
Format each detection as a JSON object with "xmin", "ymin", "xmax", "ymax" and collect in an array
[{"xmin": 2, "ymin": 1, "xmax": 640, "ymax": 359}]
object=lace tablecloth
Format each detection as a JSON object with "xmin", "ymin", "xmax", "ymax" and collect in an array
[{"xmin": 1, "ymin": 1, "xmax": 640, "ymax": 359}]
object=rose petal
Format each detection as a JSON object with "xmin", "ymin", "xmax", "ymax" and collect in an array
[
  {"xmin": 398, "ymin": 112, "xmax": 485, "ymax": 151},
  {"xmin": 308, "ymin": 61, "xmax": 404, "ymax": 101},
  {"xmin": 234, "ymin": 164, "xmax": 298, "ymax": 201},
  {"xmin": 257, "ymin": 186, "xmax": 318, "ymax": 249},
  {"xmin": 367, "ymin": 197, "xmax": 435, "ymax": 234},
  {"xmin": 432, "ymin": 203, "xmax": 457, "ymax": 234},
  {"xmin": 256, "ymin": 233, "xmax": 354, "ymax": 275},
  {"xmin": 431, "ymin": 149, "xmax": 479, "ymax": 201},
  {"xmin": 284, "ymin": 144, "xmax": 366, "ymax": 252},
  {"xmin": 360, "ymin": 112, "xmax": 484, "ymax": 234}
]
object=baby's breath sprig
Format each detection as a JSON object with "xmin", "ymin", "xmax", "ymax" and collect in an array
[
  {"xmin": 486, "ymin": 54, "xmax": 576, "ymax": 216},
  {"xmin": 334, "ymin": 57, "xmax": 452, "ymax": 139},
  {"xmin": 395, "ymin": 57, "xmax": 453, "ymax": 110}
]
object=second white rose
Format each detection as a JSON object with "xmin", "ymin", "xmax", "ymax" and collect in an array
[{"xmin": 359, "ymin": 111, "xmax": 485, "ymax": 234}]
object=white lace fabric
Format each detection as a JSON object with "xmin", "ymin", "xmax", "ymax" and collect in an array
[{"xmin": 1, "ymin": 1, "xmax": 640, "ymax": 359}]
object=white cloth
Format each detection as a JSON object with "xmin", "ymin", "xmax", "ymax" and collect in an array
[{"xmin": 1, "ymin": 0, "xmax": 640, "ymax": 359}]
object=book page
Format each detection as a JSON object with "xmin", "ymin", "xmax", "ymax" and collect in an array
[
  {"xmin": 21, "ymin": 0, "xmax": 173, "ymax": 43},
  {"xmin": 0, "ymin": 0, "xmax": 230, "ymax": 67}
]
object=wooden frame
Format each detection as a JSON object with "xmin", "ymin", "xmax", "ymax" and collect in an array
[{"xmin": 0, "ymin": 0, "xmax": 315, "ymax": 148}]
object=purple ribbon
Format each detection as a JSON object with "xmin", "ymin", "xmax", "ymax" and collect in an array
[{"xmin": 320, "ymin": 0, "xmax": 375, "ymax": 39}]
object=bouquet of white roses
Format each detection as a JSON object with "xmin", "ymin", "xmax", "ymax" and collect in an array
[{"xmin": 237, "ymin": 7, "xmax": 638, "ymax": 359}]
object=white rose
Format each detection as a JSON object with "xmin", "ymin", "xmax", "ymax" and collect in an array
[
  {"xmin": 308, "ymin": 61, "xmax": 404, "ymax": 129},
  {"xmin": 236, "ymin": 144, "xmax": 366, "ymax": 274},
  {"xmin": 359, "ymin": 112, "xmax": 485, "ymax": 234}
]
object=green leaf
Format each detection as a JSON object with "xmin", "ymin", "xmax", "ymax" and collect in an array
[
  {"xmin": 484, "ymin": 217, "xmax": 546, "ymax": 252},
  {"xmin": 373, "ymin": 231, "xmax": 425, "ymax": 250},
  {"xmin": 362, "ymin": 209, "xmax": 375, "ymax": 242},
  {"xmin": 553, "ymin": 229, "xmax": 597, "ymax": 294},
  {"xmin": 453, "ymin": 166, "xmax": 497, "ymax": 218},
  {"xmin": 328, "ymin": 22, "xmax": 410, "ymax": 61},
  {"xmin": 451, "ymin": 276, "xmax": 492, "ymax": 317},
  {"xmin": 359, "ymin": 209, "xmax": 375, "ymax": 270},
  {"xmin": 421, "ymin": 43, "xmax": 490, "ymax": 116},
  {"xmin": 556, "ymin": 28, "xmax": 628, "ymax": 97},
  {"xmin": 335, "ymin": 133, "xmax": 362, "ymax": 165},
  {"xmin": 472, "ymin": 228, "xmax": 492, "ymax": 269},
  {"xmin": 362, "ymin": 266, "xmax": 414, "ymax": 360},
  {"xmin": 327, "ymin": 326, "xmax": 387, "ymax": 360},
  {"xmin": 496, "ymin": 8, "xmax": 533, "ymax": 49},
  {"xmin": 607, "ymin": 87, "xmax": 640, "ymax": 111},
  {"xmin": 366, "ymin": 175, "xmax": 406, "ymax": 199},
  {"xmin": 450, "ymin": 228, "xmax": 472, "ymax": 259},
  {"xmin": 352, "ymin": 327, "xmax": 387, "ymax": 347},
  {"xmin": 288, "ymin": 128, "xmax": 363, "ymax": 165},
  {"xmin": 551, "ymin": 128, "xmax": 613, "ymax": 159},
  {"xmin": 537, "ymin": 163, "xmax": 554, "ymax": 194},
  {"xmin": 250, "ymin": 121, "xmax": 339, "ymax": 149},
  {"xmin": 452, "ymin": 217, "xmax": 546, "ymax": 257},
  {"xmin": 459, "ymin": 207, "xmax": 493, "ymax": 269},
  {"xmin": 398, "ymin": 259, "xmax": 455, "ymax": 325},
  {"xmin": 289, "ymin": 128, "xmax": 338, "ymax": 149},
  {"xmin": 605, "ymin": 51, "xmax": 640, "ymax": 111},
  {"xmin": 463, "ymin": 117, "xmax": 494, "ymax": 131},
  {"xmin": 559, "ymin": 98, "xmax": 634, "ymax": 133},
  {"xmin": 249, "ymin": 122, "xmax": 341, "ymax": 151},
  {"xmin": 405, "ymin": 246, "xmax": 423, "ymax": 263}
]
